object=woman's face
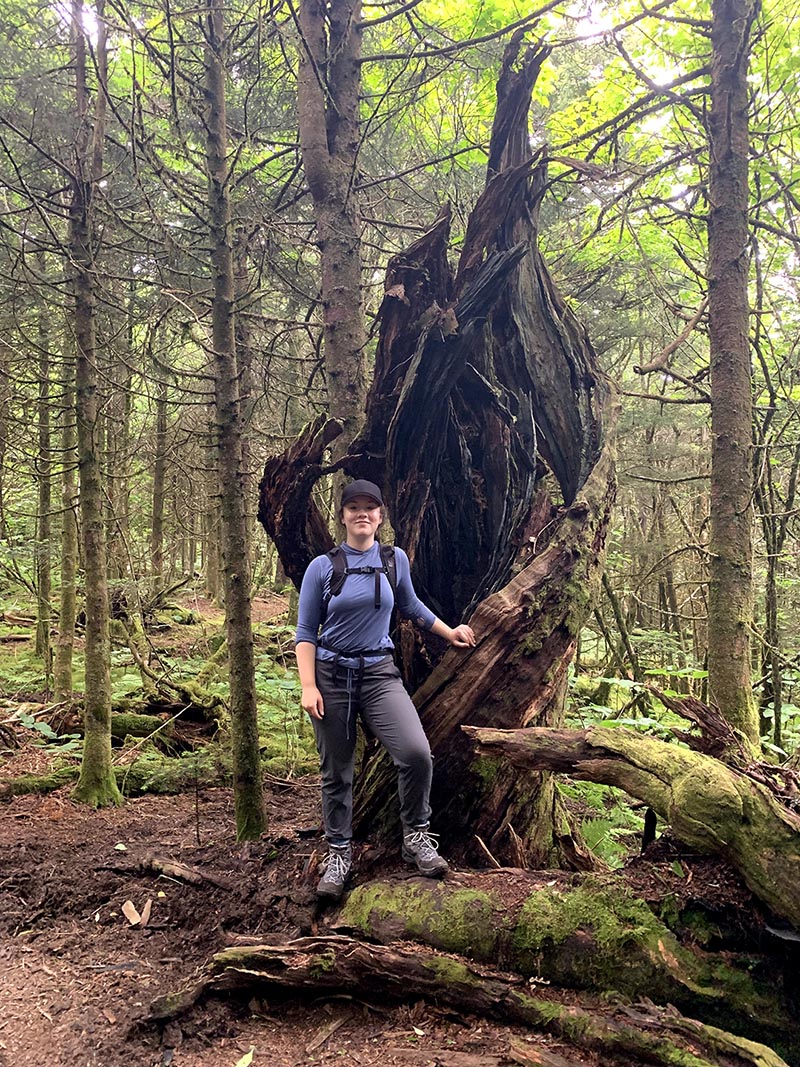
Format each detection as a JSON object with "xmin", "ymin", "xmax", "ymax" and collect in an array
[{"xmin": 341, "ymin": 495, "xmax": 383, "ymax": 543}]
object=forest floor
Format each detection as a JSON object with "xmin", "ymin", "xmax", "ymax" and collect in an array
[
  {"xmin": 0, "ymin": 772, "xmax": 610, "ymax": 1067},
  {"xmin": 0, "ymin": 595, "xmax": 760, "ymax": 1067}
]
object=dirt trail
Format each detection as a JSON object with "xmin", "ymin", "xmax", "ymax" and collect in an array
[{"xmin": 0, "ymin": 784, "xmax": 583, "ymax": 1067}]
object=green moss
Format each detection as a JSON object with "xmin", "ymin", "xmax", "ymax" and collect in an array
[
  {"xmin": 0, "ymin": 765, "xmax": 79, "ymax": 797},
  {"xmin": 420, "ymin": 955, "xmax": 480, "ymax": 986},
  {"xmin": 341, "ymin": 882, "xmax": 500, "ymax": 958},
  {"xmin": 310, "ymin": 949, "xmax": 336, "ymax": 976},
  {"xmin": 512, "ymin": 880, "xmax": 664, "ymax": 955},
  {"xmin": 471, "ymin": 755, "xmax": 500, "ymax": 787}
]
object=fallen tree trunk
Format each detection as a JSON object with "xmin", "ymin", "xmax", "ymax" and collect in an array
[
  {"xmin": 0, "ymin": 747, "xmax": 231, "ymax": 800},
  {"xmin": 148, "ymin": 934, "xmax": 788, "ymax": 1067},
  {"xmin": 464, "ymin": 724, "xmax": 800, "ymax": 930},
  {"xmin": 336, "ymin": 875, "xmax": 795, "ymax": 1053}
]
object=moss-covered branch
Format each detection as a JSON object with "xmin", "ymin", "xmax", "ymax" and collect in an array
[
  {"xmin": 0, "ymin": 747, "xmax": 231, "ymax": 799},
  {"xmin": 464, "ymin": 724, "xmax": 800, "ymax": 929}
]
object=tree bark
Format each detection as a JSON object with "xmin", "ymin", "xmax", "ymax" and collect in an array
[
  {"xmin": 296, "ymin": 0, "xmax": 367, "ymax": 453},
  {"xmin": 35, "ymin": 266, "xmax": 52, "ymax": 672},
  {"xmin": 70, "ymin": 0, "xmax": 121, "ymax": 807},
  {"xmin": 464, "ymin": 720, "xmax": 800, "ymax": 929},
  {"xmin": 706, "ymin": 0, "xmax": 759, "ymax": 746},
  {"xmin": 54, "ymin": 372, "xmax": 78, "ymax": 705},
  {"xmin": 203, "ymin": 0, "xmax": 265, "ymax": 839},
  {"xmin": 148, "ymin": 935, "xmax": 789, "ymax": 1067},
  {"xmin": 150, "ymin": 368, "xmax": 168, "ymax": 580}
]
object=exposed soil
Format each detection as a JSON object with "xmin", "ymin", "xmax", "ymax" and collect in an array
[
  {"xmin": 0, "ymin": 750, "xmax": 773, "ymax": 1067},
  {"xmin": 0, "ymin": 762, "xmax": 606, "ymax": 1067}
]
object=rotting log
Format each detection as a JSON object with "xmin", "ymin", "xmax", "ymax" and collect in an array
[
  {"xmin": 464, "ymin": 724, "xmax": 800, "ymax": 931},
  {"xmin": 337, "ymin": 876, "xmax": 796, "ymax": 1054},
  {"xmin": 147, "ymin": 934, "xmax": 788, "ymax": 1067}
]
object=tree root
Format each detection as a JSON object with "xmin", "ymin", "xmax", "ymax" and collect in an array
[{"xmin": 147, "ymin": 934, "xmax": 788, "ymax": 1067}]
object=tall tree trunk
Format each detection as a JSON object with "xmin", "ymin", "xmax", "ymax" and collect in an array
[
  {"xmin": 296, "ymin": 0, "xmax": 367, "ymax": 453},
  {"xmin": 204, "ymin": 0, "xmax": 265, "ymax": 840},
  {"xmin": 151, "ymin": 370, "xmax": 168, "ymax": 580},
  {"xmin": 106, "ymin": 276, "xmax": 135, "ymax": 580},
  {"xmin": 234, "ymin": 227, "xmax": 256, "ymax": 559},
  {"xmin": 0, "ymin": 346, "xmax": 10, "ymax": 539},
  {"xmin": 35, "ymin": 271, "xmax": 52, "ymax": 674},
  {"xmin": 70, "ymin": 0, "xmax": 121, "ymax": 807},
  {"xmin": 54, "ymin": 373, "xmax": 78, "ymax": 704},
  {"xmin": 706, "ymin": 0, "xmax": 759, "ymax": 747}
]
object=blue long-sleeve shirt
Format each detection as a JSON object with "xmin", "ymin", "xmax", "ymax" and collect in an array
[{"xmin": 295, "ymin": 542, "xmax": 436, "ymax": 665}]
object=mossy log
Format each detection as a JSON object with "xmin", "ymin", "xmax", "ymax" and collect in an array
[
  {"xmin": 464, "ymin": 724, "xmax": 800, "ymax": 930},
  {"xmin": 148, "ymin": 934, "xmax": 788, "ymax": 1067},
  {"xmin": 110, "ymin": 712, "xmax": 173, "ymax": 741},
  {"xmin": 0, "ymin": 748, "xmax": 231, "ymax": 799},
  {"xmin": 337, "ymin": 876, "xmax": 795, "ymax": 1053}
]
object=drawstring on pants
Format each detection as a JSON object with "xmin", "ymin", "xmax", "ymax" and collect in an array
[{"xmin": 332, "ymin": 654, "xmax": 367, "ymax": 741}]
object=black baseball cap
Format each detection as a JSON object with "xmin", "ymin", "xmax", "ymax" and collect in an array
[{"xmin": 341, "ymin": 479, "xmax": 384, "ymax": 507}]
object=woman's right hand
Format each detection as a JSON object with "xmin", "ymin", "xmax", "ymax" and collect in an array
[{"xmin": 301, "ymin": 685, "xmax": 325, "ymax": 720}]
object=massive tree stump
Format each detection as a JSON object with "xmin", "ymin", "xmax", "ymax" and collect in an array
[{"xmin": 258, "ymin": 34, "xmax": 617, "ymax": 865}]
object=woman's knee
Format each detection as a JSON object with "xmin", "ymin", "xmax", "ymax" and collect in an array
[{"xmin": 394, "ymin": 742, "xmax": 432, "ymax": 773}]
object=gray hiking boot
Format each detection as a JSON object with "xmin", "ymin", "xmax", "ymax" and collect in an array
[
  {"xmin": 316, "ymin": 842, "xmax": 352, "ymax": 901},
  {"xmin": 402, "ymin": 826, "xmax": 449, "ymax": 877}
]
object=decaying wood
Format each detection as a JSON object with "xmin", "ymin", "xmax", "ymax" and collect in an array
[
  {"xmin": 464, "ymin": 723, "xmax": 800, "ymax": 929},
  {"xmin": 336, "ymin": 875, "xmax": 795, "ymax": 1050},
  {"xmin": 140, "ymin": 853, "xmax": 232, "ymax": 891},
  {"xmin": 259, "ymin": 34, "xmax": 616, "ymax": 862},
  {"xmin": 148, "ymin": 934, "xmax": 788, "ymax": 1067},
  {"xmin": 258, "ymin": 414, "xmax": 341, "ymax": 590}
]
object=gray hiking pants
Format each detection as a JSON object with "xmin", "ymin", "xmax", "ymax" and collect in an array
[{"xmin": 313, "ymin": 656, "xmax": 432, "ymax": 843}]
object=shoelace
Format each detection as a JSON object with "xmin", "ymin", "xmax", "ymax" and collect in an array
[
  {"xmin": 324, "ymin": 848, "xmax": 351, "ymax": 883},
  {"xmin": 405, "ymin": 829, "xmax": 440, "ymax": 859}
]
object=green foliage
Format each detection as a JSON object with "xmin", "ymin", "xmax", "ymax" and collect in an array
[
  {"xmin": 255, "ymin": 666, "xmax": 316, "ymax": 777},
  {"xmin": 15, "ymin": 712, "xmax": 82, "ymax": 754},
  {"xmin": 558, "ymin": 780, "xmax": 645, "ymax": 868}
]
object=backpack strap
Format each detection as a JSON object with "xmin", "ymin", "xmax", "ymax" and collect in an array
[
  {"xmin": 320, "ymin": 546, "xmax": 347, "ymax": 625},
  {"xmin": 380, "ymin": 543, "xmax": 397, "ymax": 598},
  {"xmin": 321, "ymin": 543, "xmax": 397, "ymax": 621}
]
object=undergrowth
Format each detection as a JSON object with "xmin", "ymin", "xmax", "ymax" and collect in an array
[{"xmin": 0, "ymin": 603, "xmax": 317, "ymax": 782}]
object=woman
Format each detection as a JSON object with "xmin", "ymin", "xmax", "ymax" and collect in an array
[{"xmin": 295, "ymin": 479, "xmax": 475, "ymax": 901}]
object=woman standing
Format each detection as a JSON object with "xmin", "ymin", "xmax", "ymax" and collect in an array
[{"xmin": 295, "ymin": 479, "xmax": 475, "ymax": 901}]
